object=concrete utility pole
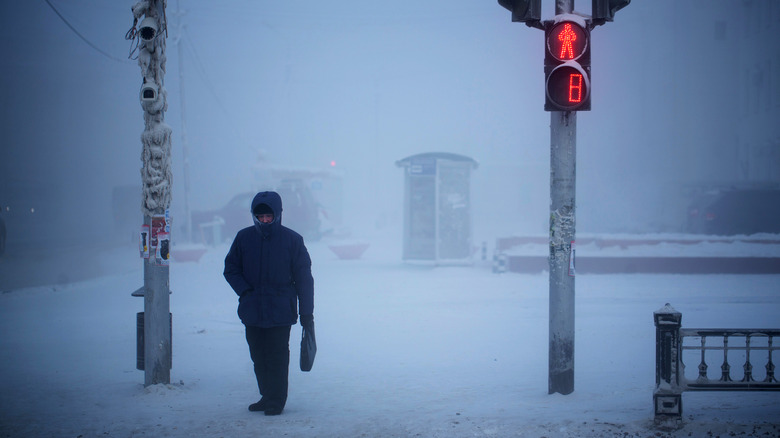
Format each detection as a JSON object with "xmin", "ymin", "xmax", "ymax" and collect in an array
[
  {"xmin": 133, "ymin": 0, "xmax": 172, "ymax": 386},
  {"xmin": 548, "ymin": 0, "xmax": 576, "ymax": 397},
  {"xmin": 174, "ymin": 0, "xmax": 192, "ymax": 242}
]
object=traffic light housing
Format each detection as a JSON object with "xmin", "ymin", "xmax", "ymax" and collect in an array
[
  {"xmin": 544, "ymin": 19, "xmax": 591, "ymax": 111},
  {"xmin": 497, "ymin": 0, "xmax": 541, "ymax": 25},
  {"xmin": 592, "ymin": 0, "xmax": 631, "ymax": 25}
]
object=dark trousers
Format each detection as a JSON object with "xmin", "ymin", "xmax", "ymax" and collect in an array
[{"xmin": 245, "ymin": 325, "xmax": 291, "ymax": 409}]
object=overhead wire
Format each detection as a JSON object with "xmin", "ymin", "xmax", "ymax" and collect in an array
[
  {"xmin": 43, "ymin": 0, "xmax": 129, "ymax": 63},
  {"xmin": 182, "ymin": 28, "xmax": 231, "ymax": 116}
]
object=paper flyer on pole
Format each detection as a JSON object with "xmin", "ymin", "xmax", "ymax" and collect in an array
[
  {"xmin": 150, "ymin": 214, "xmax": 167, "ymax": 248},
  {"xmin": 156, "ymin": 232, "xmax": 170, "ymax": 266}
]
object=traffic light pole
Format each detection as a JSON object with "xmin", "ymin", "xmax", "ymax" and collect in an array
[
  {"xmin": 547, "ymin": 0, "xmax": 576, "ymax": 397},
  {"xmin": 498, "ymin": 0, "xmax": 630, "ymax": 398},
  {"xmin": 548, "ymin": 109, "xmax": 576, "ymax": 395}
]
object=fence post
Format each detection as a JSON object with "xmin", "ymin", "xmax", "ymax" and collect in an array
[{"xmin": 654, "ymin": 303, "xmax": 683, "ymax": 421}]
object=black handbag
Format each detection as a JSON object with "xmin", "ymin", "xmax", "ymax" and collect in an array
[{"xmin": 300, "ymin": 322, "xmax": 317, "ymax": 372}]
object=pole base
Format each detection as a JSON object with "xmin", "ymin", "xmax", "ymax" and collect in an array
[{"xmin": 549, "ymin": 369, "xmax": 574, "ymax": 395}]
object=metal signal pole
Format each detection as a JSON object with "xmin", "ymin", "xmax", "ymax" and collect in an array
[
  {"xmin": 548, "ymin": 0, "xmax": 576, "ymax": 397},
  {"xmin": 548, "ymin": 111, "xmax": 576, "ymax": 395},
  {"xmin": 499, "ymin": 0, "xmax": 630, "ymax": 398}
]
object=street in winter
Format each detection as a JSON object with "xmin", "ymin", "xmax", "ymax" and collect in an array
[
  {"xmin": 2, "ymin": 1, "xmax": 779, "ymax": 437},
  {"xmin": 0, "ymin": 234, "xmax": 779, "ymax": 437}
]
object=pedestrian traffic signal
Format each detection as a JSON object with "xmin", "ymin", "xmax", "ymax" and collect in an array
[
  {"xmin": 544, "ymin": 19, "xmax": 591, "ymax": 111},
  {"xmin": 592, "ymin": 0, "xmax": 631, "ymax": 25},
  {"xmin": 497, "ymin": 0, "xmax": 541, "ymax": 24}
]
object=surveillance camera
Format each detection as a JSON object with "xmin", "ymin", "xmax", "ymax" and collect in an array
[
  {"xmin": 139, "ymin": 16, "xmax": 157, "ymax": 42},
  {"xmin": 140, "ymin": 81, "xmax": 158, "ymax": 102}
]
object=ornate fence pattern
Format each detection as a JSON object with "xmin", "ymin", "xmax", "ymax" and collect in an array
[{"xmin": 654, "ymin": 304, "xmax": 780, "ymax": 421}]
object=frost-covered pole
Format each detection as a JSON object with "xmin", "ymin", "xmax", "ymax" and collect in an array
[
  {"xmin": 548, "ymin": 0, "xmax": 576, "ymax": 395},
  {"xmin": 133, "ymin": 0, "xmax": 172, "ymax": 386}
]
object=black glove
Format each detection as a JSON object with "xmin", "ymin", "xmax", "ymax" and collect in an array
[{"xmin": 300, "ymin": 314, "xmax": 314, "ymax": 329}]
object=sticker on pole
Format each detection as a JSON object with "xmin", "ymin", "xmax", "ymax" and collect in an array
[
  {"xmin": 140, "ymin": 225, "xmax": 150, "ymax": 259},
  {"xmin": 156, "ymin": 232, "xmax": 170, "ymax": 266},
  {"xmin": 150, "ymin": 211, "xmax": 171, "ymax": 249},
  {"xmin": 151, "ymin": 215, "xmax": 165, "ymax": 248}
]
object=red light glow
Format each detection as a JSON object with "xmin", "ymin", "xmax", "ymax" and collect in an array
[
  {"xmin": 546, "ymin": 64, "xmax": 589, "ymax": 110},
  {"xmin": 568, "ymin": 73, "xmax": 583, "ymax": 103},
  {"xmin": 558, "ymin": 23, "xmax": 577, "ymax": 60},
  {"xmin": 547, "ymin": 21, "xmax": 587, "ymax": 62}
]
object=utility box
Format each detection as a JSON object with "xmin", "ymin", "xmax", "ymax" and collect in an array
[
  {"xmin": 395, "ymin": 152, "xmax": 478, "ymax": 264},
  {"xmin": 136, "ymin": 312, "xmax": 172, "ymax": 371}
]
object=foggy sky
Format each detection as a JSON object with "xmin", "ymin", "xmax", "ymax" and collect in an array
[{"xmin": 0, "ymin": 0, "xmax": 776, "ymax": 249}]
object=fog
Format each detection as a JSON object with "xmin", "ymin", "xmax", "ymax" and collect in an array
[{"xmin": 0, "ymin": 0, "xmax": 776, "ymax": 251}]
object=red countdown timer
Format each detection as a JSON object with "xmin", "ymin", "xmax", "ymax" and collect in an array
[
  {"xmin": 546, "ymin": 62, "xmax": 590, "ymax": 110},
  {"xmin": 545, "ymin": 20, "xmax": 591, "ymax": 111}
]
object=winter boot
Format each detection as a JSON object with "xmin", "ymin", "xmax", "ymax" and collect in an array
[
  {"xmin": 264, "ymin": 405, "xmax": 283, "ymax": 416},
  {"xmin": 248, "ymin": 399, "xmax": 268, "ymax": 412}
]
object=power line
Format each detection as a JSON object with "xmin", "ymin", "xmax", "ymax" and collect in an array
[
  {"xmin": 43, "ymin": 0, "xmax": 128, "ymax": 63},
  {"xmin": 183, "ymin": 29, "xmax": 231, "ymax": 116}
]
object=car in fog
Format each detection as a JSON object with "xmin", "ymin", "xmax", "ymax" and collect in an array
[
  {"xmin": 191, "ymin": 180, "xmax": 323, "ymax": 244},
  {"xmin": 191, "ymin": 192, "xmax": 255, "ymax": 244},
  {"xmin": 686, "ymin": 188, "xmax": 780, "ymax": 236}
]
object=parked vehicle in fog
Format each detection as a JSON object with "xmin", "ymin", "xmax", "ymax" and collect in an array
[
  {"xmin": 191, "ymin": 192, "xmax": 254, "ymax": 244},
  {"xmin": 191, "ymin": 180, "xmax": 323, "ymax": 244},
  {"xmin": 686, "ymin": 187, "xmax": 780, "ymax": 236}
]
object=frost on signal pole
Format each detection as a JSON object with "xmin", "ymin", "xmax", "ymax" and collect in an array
[
  {"xmin": 545, "ymin": 1, "xmax": 586, "ymax": 396},
  {"xmin": 131, "ymin": 0, "xmax": 172, "ymax": 386}
]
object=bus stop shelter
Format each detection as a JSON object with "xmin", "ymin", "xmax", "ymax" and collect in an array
[{"xmin": 395, "ymin": 152, "xmax": 478, "ymax": 264}]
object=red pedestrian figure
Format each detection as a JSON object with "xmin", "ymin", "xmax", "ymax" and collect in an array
[{"xmin": 558, "ymin": 23, "xmax": 577, "ymax": 59}]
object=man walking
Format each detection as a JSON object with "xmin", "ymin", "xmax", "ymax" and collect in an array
[{"xmin": 224, "ymin": 191, "xmax": 314, "ymax": 416}]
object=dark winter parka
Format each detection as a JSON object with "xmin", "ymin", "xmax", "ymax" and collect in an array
[{"xmin": 223, "ymin": 191, "xmax": 314, "ymax": 328}]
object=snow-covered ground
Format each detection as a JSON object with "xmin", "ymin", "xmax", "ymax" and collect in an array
[
  {"xmin": 1, "ymin": 234, "xmax": 779, "ymax": 437},
  {"xmin": 500, "ymin": 233, "xmax": 780, "ymax": 257}
]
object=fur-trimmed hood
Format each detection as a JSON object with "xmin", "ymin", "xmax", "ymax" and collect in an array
[{"xmin": 251, "ymin": 191, "xmax": 283, "ymax": 237}]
